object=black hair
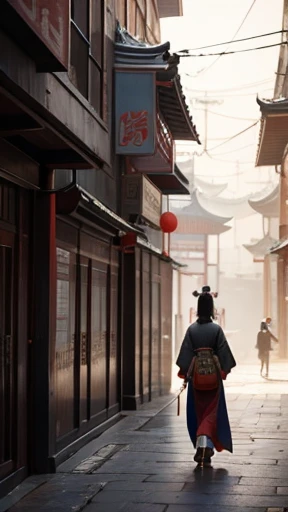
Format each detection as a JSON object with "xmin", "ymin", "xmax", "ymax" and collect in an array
[
  {"xmin": 192, "ymin": 285, "xmax": 218, "ymax": 298},
  {"xmin": 197, "ymin": 292, "xmax": 214, "ymax": 323}
]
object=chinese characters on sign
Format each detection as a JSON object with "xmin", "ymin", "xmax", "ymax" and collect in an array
[
  {"xmin": 115, "ymin": 72, "xmax": 156, "ymax": 155},
  {"xmin": 119, "ymin": 111, "xmax": 148, "ymax": 147},
  {"xmin": 122, "ymin": 175, "xmax": 161, "ymax": 229},
  {"xmin": 7, "ymin": 0, "xmax": 69, "ymax": 69},
  {"xmin": 142, "ymin": 177, "xmax": 161, "ymax": 228}
]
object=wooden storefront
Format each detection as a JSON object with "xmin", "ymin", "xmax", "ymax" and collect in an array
[
  {"xmin": 0, "ymin": 178, "xmax": 32, "ymax": 496},
  {"xmin": 122, "ymin": 246, "xmax": 173, "ymax": 409},
  {"xmin": 53, "ymin": 216, "xmax": 120, "ymax": 461},
  {"xmin": 0, "ymin": 0, "xmax": 118, "ymax": 493}
]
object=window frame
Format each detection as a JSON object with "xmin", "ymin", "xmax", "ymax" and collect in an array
[{"xmin": 70, "ymin": 0, "xmax": 105, "ymax": 118}]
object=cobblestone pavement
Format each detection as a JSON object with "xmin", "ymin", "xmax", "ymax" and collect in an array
[{"xmin": 2, "ymin": 362, "xmax": 288, "ymax": 512}]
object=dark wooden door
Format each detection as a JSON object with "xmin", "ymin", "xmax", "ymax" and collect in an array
[{"xmin": 0, "ymin": 230, "xmax": 14, "ymax": 479}]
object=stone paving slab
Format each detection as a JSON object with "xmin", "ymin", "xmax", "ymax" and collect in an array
[
  {"xmin": 91, "ymin": 489, "xmax": 288, "ymax": 508},
  {"xmin": 7, "ymin": 475, "xmax": 102, "ymax": 512},
  {"xmin": 167, "ymin": 507, "xmax": 266, "ymax": 512},
  {"xmin": 3, "ymin": 363, "xmax": 288, "ymax": 512},
  {"xmin": 85, "ymin": 504, "xmax": 166, "ymax": 512}
]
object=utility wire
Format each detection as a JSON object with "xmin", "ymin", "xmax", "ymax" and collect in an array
[
  {"xmin": 183, "ymin": 77, "xmax": 273, "ymax": 91},
  {"xmin": 188, "ymin": 87, "xmax": 274, "ymax": 98},
  {"xmin": 205, "ymin": 153, "xmax": 255, "ymax": 164},
  {"xmin": 178, "ymin": 41, "xmax": 286, "ymax": 58},
  {"xmin": 177, "ymin": 29, "xmax": 286, "ymax": 53},
  {"xmin": 206, "ymin": 120, "xmax": 259, "ymax": 152},
  {"xmin": 209, "ymin": 143, "xmax": 255, "ymax": 156},
  {"xmin": 193, "ymin": 108, "xmax": 258, "ymax": 121},
  {"xmin": 194, "ymin": 0, "xmax": 257, "ymax": 75}
]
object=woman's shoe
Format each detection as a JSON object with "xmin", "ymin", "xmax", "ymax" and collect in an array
[{"xmin": 194, "ymin": 447, "xmax": 214, "ymax": 464}]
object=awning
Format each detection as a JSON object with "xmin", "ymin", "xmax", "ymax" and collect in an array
[
  {"xmin": 137, "ymin": 237, "xmax": 185, "ymax": 268},
  {"xmin": 0, "ymin": 79, "xmax": 104, "ymax": 170},
  {"xmin": 157, "ymin": 74, "xmax": 200, "ymax": 141},
  {"xmin": 56, "ymin": 184, "xmax": 148, "ymax": 237},
  {"xmin": 148, "ymin": 164, "xmax": 189, "ymax": 194},
  {"xmin": 256, "ymin": 98, "xmax": 288, "ymax": 166}
]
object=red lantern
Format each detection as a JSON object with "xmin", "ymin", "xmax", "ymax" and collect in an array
[{"xmin": 160, "ymin": 212, "xmax": 178, "ymax": 233}]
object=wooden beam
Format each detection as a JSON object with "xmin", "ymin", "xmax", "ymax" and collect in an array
[
  {"xmin": 4, "ymin": 136, "xmax": 92, "ymax": 169},
  {"xmin": 0, "ymin": 115, "xmax": 43, "ymax": 136}
]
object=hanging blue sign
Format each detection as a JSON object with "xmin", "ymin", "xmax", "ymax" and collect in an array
[{"xmin": 115, "ymin": 71, "xmax": 156, "ymax": 155}]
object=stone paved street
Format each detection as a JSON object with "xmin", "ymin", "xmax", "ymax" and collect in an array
[{"xmin": 2, "ymin": 362, "xmax": 288, "ymax": 512}]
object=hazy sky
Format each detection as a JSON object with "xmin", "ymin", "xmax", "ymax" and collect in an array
[{"xmin": 160, "ymin": 0, "xmax": 283, "ymax": 197}]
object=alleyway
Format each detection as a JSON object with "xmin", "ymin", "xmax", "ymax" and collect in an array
[{"xmin": 1, "ymin": 362, "xmax": 288, "ymax": 512}]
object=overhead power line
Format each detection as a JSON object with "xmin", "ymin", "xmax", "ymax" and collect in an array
[
  {"xmin": 195, "ymin": 0, "xmax": 257, "ymax": 75},
  {"xmin": 205, "ymin": 154, "xmax": 255, "ymax": 164},
  {"xmin": 178, "ymin": 41, "xmax": 286, "ymax": 58},
  {"xmin": 178, "ymin": 29, "xmax": 286, "ymax": 53},
  {"xmin": 194, "ymin": 108, "xmax": 258, "ymax": 121},
  {"xmin": 187, "ymin": 87, "xmax": 274, "ymax": 98},
  {"xmin": 206, "ymin": 120, "xmax": 260, "ymax": 152},
  {"xmin": 209, "ymin": 143, "xmax": 255, "ymax": 156},
  {"xmin": 183, "ymin": 77, "xmax": 274, "ymax": 92}
]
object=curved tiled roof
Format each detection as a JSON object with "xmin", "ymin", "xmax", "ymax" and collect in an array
[
  {"xmin": 243, "ymin": 234, "xmax": 276, "ymax": 258},
  {"xmin": 175, "ymin": 189, "xmax": 232, "ymax": 224},
  {"xmin": 197, "ymin": 191, "xmax": 255, "ymax": 220},
  {"xmin": 176, "ymin": 159, "xmax": 227, "ymax": 196},
  {"xmin": 115, "ymin": 24, "xmax": 200, "ymax": 143},
  {"xmin": 248, "ymin": 183, "xmax": 279, "ymax": 218}
]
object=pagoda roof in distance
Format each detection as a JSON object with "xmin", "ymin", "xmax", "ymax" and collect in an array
[
  {"xmin": 197, "ymin": 191, "xmax": 255, "ymax": 220},
  {"xmin": 171, "ymin": 189, "xmax": 232, "ymax": 235},
  {"xmin": 176, "ymin": 159, "xmax": 228, "ymax": 196},
  {"xmin": 172, "ymin": 189, "xmax": 232, "ymax": 224},
  {"xmin": 243, "ymin": 234, "xmax": 277, "ymax": 258},
  {"xmin": 248, "ymin": 183, "xmax": 279, "ymax": 218}
]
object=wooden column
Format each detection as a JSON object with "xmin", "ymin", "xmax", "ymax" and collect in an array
[
  {"xmin": 278, "ymin": 256, "xmax": 286, "ymax": 358},
  {"xmin": 278, "ymin": 155, "xmax": 288, "ymax": 358},
  {"xmin": 263, "ymin": 255, "xmax": 271, "ymax": 318},
  {"xmin": 121, "ymin": 250, "xmax": 140, "ymax": 409},
  {"xmin": 204, "ymin": 235, "xmax": 208, "ymax": 284},
  {"xmin": 216, "ymin": 234, "xmax": 220, "ymax": 292}
]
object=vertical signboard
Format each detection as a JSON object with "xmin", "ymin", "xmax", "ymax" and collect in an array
[
  {"xmin": 115, "ymin": 71, "xmax": 156, "ymax": 155},
  {"xmin": 122, "ymin": 174, "xmax": 161, "ymax": 229},
  {"xmin": 6, "ymin": 0, "xmax": 69, "ymax": 69},
  {"xmin": 142, "ymin": 175, "xmax": 161, "ymax": 228}
]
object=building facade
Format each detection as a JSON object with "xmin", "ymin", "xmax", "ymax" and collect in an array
[
  {"xmin": 0, "ymin": 0, "xmax": 200, "ymax": 497},
  {"xmin": 256, "ymin": 100, "xmax": 288, "ymax": 357}
]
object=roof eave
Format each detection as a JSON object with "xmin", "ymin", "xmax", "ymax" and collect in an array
[{"xmin": 171, "ymin": 77, "xmax": 201, "ymax": 143}]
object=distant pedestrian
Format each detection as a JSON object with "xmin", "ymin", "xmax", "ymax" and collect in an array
[
  {"xmin": 261, "ymin": 317, "xmax": 278, "ymax": 343},
  {"xmin": 256, "ymin": 324, "xmax": 273, "ymax": 378},
  {"xmin": 176, "ymin": 289, "xmax": 236, "ymax": 466}
]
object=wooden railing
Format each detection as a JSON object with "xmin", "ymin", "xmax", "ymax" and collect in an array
[{"xmin": 157, "ymin": 113, "xmax": 173, "ymax": 165}]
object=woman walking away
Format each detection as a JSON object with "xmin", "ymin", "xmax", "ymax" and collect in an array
[
  {"xmin": 176, "ymin": 290, "xmax": 236, "ymax": 466},
  {"xmin": 256, "ymin": 322, "xmax": 272, "ymax": 377}
]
